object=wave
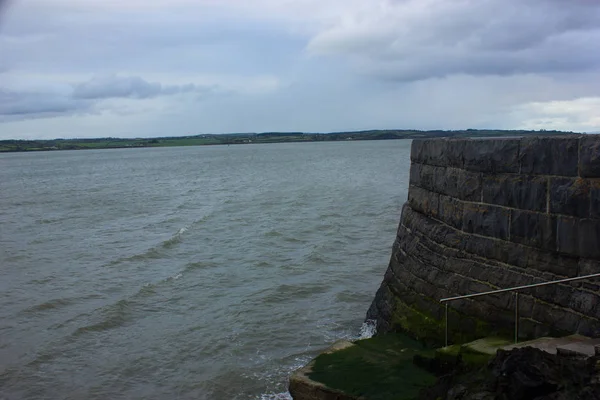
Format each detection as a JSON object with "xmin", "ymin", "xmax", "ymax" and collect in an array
[
  {"xmin": 261, "ymin": 283, "xmax": 331, "ymax": 304},
  {"xmin": 36, "ymin": 217, "xmax": 62, "ymax": 224},
  {"xmin": 104, "ymin": 226, "xmax": 190, "ymax": 266},
  {"xmin": 161, "ymin": 227, "xmax": 187, "ymax": 249},
  {"xmin": 359, "ymin": 319, "xmax": 377, "ymax": 339},
  {"xmin": 263, "ymin": 229, "xmax": 282, "ymax": 238},
  {"xmin": 71, "ymin": 299, "xmax": 131, "ymax": 337},
  {"xmin": 22, "ymin": 298, "xmax": 75, "ymax": 313},
  {"xmin": 182, "ymin": 260, "xmax": 214, "ymax": 273},
  {"xmin": 21, "ymin": 293, "xmax": 105, "ymax": 315},
  {"xmin": 69, "ymin": 268, "xmax": 187, "ymax": 338}
]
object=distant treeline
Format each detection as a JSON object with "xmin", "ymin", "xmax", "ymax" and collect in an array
[{"xmin": 0, "ymin": 129, "xmax": 577, "ymax": 152}]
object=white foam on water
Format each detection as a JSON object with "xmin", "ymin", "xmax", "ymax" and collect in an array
[
  {"xmin": 259, "ymin": 392, "xmax": 292, "ymax": 400},
  {"xmin": 359, "ymin": 319, "xmax": 377, "ymax": 339},
  {"xmin": 171, "ymin": 273, "xmax": 183, "ymax": 280}
]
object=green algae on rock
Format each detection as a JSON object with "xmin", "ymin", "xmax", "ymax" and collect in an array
[{"xmin": 305, "ymin": 334, "xmax": 437, "ymax": 400}]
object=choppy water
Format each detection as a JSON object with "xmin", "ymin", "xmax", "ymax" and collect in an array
[{"xmin": 0, "ymin": 140, "xmax": 411, "ymax": 400}]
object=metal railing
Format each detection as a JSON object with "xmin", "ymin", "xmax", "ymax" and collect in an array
[{"xmin": 440, "ymin": 272, "xmax": 600, "ymax": 347}]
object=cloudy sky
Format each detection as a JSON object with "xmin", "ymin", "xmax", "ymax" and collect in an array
[{"xmin": 1, "ymin": 0, "xmax": 600, "ymax": 139}]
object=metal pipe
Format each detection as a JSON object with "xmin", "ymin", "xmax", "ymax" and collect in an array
[
  {"xmin": 445, "ymin": 303, "xmax": 448, "ymax": 347},
  {"xmin": 514, "ymin": 292, "xmax": 519, "ymax": 344},
  {"xmin": 439, "ymin": 272, "xmax": 600, "ymax": 345},
  {"xmin": 440, "ymin": 272, "xmax": 600, "ymax": 303}
]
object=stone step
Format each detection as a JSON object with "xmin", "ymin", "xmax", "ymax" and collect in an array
[
  {"xmin": 502, "ymin": 335, "xmax": 600, "ymax": 359},
  {"xmin": 556, "ymin": 338, "xmax": 600, "ymax": 358}
]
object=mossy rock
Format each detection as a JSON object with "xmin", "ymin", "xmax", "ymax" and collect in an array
[
  {"xmin": 389, "ymin": 296, "xmax": 513, "ymax": 347},
  {"xmin": 307, "ymin": 333, "xmax": 437, "ymax": 400},
  {"xmin": 435, "ymin": 337, "xmax": 512, "ymax": 368}
]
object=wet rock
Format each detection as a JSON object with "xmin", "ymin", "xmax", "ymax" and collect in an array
[{"xmin": 421, "ymin": 347, "xmax": 600, "ymax": 400}]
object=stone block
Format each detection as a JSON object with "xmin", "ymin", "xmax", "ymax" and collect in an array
[
  {"xmin": 411, "ymin": 139, "xmax": 425, "ymax": 163},
  {"xmin": 531, "ymin": 303, "xmax": 580, "ymax": 333},
  {"xmin": 516, "ymin": 295, "xmax": 535, "ymax": 319},
  {"xmin": 457, "ymin": 169, "xmax": 482, "ymax": 202},
  {"xmin": 579, "ymin": 259, "xmax": 600, "ymax": 277},
  {"xmin": 483, "ymin": 174, "xmax": 547, "ymax": 212},
  {"xmin": 577, "ymin": 318, "xmax": 600, "ymax": 337},
  {"xmin": 462, "ymin": 203, "xmax": 510, "ymax": 240},
  {"xmin": 520, "ymin": 136, "xmax": 579, "ymax": 176},
  {"xmin": 579, "ymin": 135, "xmax": 600, "ymax": 178},
  {"xmin": 568, "ymin": 291, "xmax": 599, "ymax": 316},
  {"xmin": 408, "ymin": 185, "xmax": 440, "ymax": 219},
  {"xmin": 416, "ymin": 164, "xmax": 436, "ymax": 191},
  {"xmin": 438, "ymin": 194, "xmax": 464, "ymax": 229},
  {"xmin": 510, "ymin": 210, "xmax": 556, "ymax": 251},
  {"xmin": 409, "ymin": 162, "xmax": 422, "ymax": 187},
  {"xmin": 590, "ymin": 180, "xmax": 600, "ymax": 219},
  {"xmin": 435, "ymin": 167, "xmax": 481, "ymax": 201},
  {"xmin": 445, "ymin": 139, "xmax": 466, "ymax": 169},
  {"xmin": 411, "ymin": 139, "xmax": 448, "ymax": 167},
  {"xmin": 525, "ymin": 249, "xmax": 579, "ymax": 278},
  {"xmin": 556, "ymin": 216, "xmax": 579, "ymax": 256},
  {"xmin": 579, "ymin": 219, "xmax": 600, "ymax": 259},
  {"xmin": 533, "ymin": 284, "xmax": 574, "ymax": 310},
  {"xmin": 460, "ymin": 230, "xmax": 518, "ymax": 267},
  {"xmin": 550, "ymin": 177, "xmax": 590, "ymax": 218},
  {"xmin": 462, "ymin": 139, "xmax": 520, "ymax": 173}
]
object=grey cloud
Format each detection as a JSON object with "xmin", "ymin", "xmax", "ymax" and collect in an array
[
  {"xmin": 308, "ymin": 0, "xmax": 600, "ymax": 81},
  {"xmin": 0, "ymin": 90, "xmax": 91, "ymax": 119},
  {"xmin": 0, "ymin": 75, "xmax": 212, "ymax": 121},
  {"xmin": 72, "ymin": 75, "xmax": 205, "ymax": 100}
]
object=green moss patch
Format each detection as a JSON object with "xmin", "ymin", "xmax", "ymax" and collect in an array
[
  {"xmin": 389, "ymin": 296, "xmax": 514, "ymax": 347},
  {"xmin": 308, "ymin": 333, "xmax": 437, "ymax": 400},
  {"xmin": 435, "ymin": 337, "xmax": 512, "ymax": 369}
]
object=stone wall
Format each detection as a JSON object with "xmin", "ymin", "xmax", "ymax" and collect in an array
[{"xmin": 367, "ymin": 135, "xmax": 600, "ymax": 344}]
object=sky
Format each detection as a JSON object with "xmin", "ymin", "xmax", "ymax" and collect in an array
[{"xmin": 1, "ymin": 0, "xmax": 600, "ymax": 139}]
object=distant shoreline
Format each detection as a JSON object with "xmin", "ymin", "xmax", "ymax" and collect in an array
[{"xmin": 0, "ymin": 129, "xmax": 577, "ymax": 153}]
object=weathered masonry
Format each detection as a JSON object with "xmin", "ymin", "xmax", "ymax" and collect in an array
[{"xmin": 367, "ymin": 135, "xmax": 600, "ymax": 343}]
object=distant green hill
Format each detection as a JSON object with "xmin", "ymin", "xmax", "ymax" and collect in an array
[{"xmin": 0, "ymin": 129, "xmax": 577, "ymax": 152}]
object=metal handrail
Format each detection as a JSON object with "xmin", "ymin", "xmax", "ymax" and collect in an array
[{"xmin": 440, "ymin": 272, "xmax": 600, "ymax": 347}]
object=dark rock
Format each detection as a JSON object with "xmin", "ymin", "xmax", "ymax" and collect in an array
[
  {"xmin": 580, "ymin": 135, "xmax": 600, "ymax": 178},
  {"xmin": 550, "ymin": 177, "xmax": 590, "ymax": 218},
  {"xmin": 412, "ymin": 354, "xmax": 459, "ymax": 376},
  {"xmin": 421, "ymin": 347, "xmax": 600, "ymax": 400},
  {"xmin": 520, "ymin": 136, "xmax": 579, "ymax": 176},
  {"xmin": 490, "ymin": 348, "xmax": 560, "ymax": 399}
]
